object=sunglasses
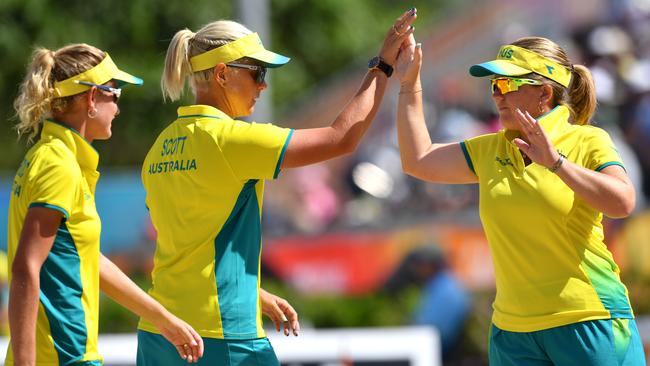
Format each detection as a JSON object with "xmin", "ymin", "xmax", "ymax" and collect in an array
[
  {"xmin": 491, "ymin": 77, "xmax": 543, "ymax": 95},
  {"xmin": 227, "ymin": 63, "xmax": 267, "ymax": 84},
  {"xmin": 75, "ymin": 80, "xmax": 121, "ymax": 102}
]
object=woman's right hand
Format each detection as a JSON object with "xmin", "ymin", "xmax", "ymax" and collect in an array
[
  {"xmin": 378, "ymin": 8, "xmax": 418, "ymax": 66},
  {"xmin": 396, "ymin": 34, "xmax": 422, "ymax": 85}
]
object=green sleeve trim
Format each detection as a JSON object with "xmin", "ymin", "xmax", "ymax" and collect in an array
[
  {"xmin": 595, "ymin": 161, "xmax": 626, "ymax": 172},
  {"xmin": 29, "ymin": 202, "xmax": 69, "ymax": 219},
  {"xmin": 274, "ymin": 129, "xmax": 294, "ymax": 179},
  {"xmin": 459, "ymin": 142, "xmax": 475, "ymax": 174}
]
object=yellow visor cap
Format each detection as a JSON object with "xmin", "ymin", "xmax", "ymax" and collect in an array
[
  {"xmin": 189, "ymin": 32, "xmax": 290, "ymax": 72},
  {"xmin": 53, "ymin": 53, "xmax": 143, "ymax": 98},
  {"xmin": 469, "ymin": 45, "xmax": 572, "ymax": 88}
]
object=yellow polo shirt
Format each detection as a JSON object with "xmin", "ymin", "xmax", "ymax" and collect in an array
[
  {"xmin": 139, "ymin": 105, "xmax": 293, "ymax": 339},
  {"xmin": 6, "ymin": 120, "xmax": 102, "ymax": 365},
  {"xmin": 461, "ymin": 105, "xmax": 632, "ymax": 332}
]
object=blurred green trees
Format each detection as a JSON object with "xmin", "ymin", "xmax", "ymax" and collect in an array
[{"xmin": 0, "ymin": 0, "xmax": 444, "ymax": 169}]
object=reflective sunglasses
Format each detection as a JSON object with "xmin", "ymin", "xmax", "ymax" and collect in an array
[
  {"xmin": 491, "ymin": 77, "xmax": 543, "ymax": 95},
  {"xmin": 75, "ymin": 80, "xmax": 121, "ymax": 102},
  {"xmin": 227, "ymin": 63, "xmax": 267, "ymax": 84}
]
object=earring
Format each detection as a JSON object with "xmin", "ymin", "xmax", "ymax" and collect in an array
[
  {"xmin": 88, "ymin": 108, "xmax": 98, "ymax": 118},
  {"xmin": 538, "ymin": 100, "xmax": 544, "ymax": 114}
]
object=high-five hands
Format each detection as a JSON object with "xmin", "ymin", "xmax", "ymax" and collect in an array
[{"xmin": 379, "ymin": 8, "xmax": 418, "ymax": 66}]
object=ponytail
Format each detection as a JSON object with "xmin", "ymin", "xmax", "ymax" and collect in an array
[
  {"xmin": 161, "ymin": 29, "xmax": 195, "ymax": 102},
  {"xmin": 13, "ymin": 48, "xmax": 58, "ymax": 142},
  {"xmin": 567, "ymin": 65, "xmax": 597, "ymax": 125},
  {"xmin": 161, "ymin": 20, "xmax": 253, "ymax": 101},
  {"xmin": 13, "ymin": 43, "xmax": 106, "ymax": 143}
]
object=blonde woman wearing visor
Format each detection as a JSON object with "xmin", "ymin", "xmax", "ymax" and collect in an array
[
  {"xmin": 137, "ymin": 9, "xmax": 417, "ymax": 366},
  {"xmin": 395, "ymin": 36, "xmax": 644, "ymax": 365},
  {"xmin": 7, "ymin": 44, "xmax": 204, "ymax": 365}
]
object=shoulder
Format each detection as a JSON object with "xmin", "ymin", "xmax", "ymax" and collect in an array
[{"xmin": 29, "ymin": 141, "xmax": 81, "ymax": 177}]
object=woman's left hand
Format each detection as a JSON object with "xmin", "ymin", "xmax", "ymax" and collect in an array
[
  {"xmin": 260, "ymin": 289, "xmax": 300, "ymax": 336},
  {"xmin": 378, "ymin": 8, "xmax": 418, "ymax": 65},
  {"xmin": 512, "ymin": 108, "xmax": 561, "ymax": 168},
  {"xmin": 156, "ymin": 314, "xmax": 204, "ymax": 363}
]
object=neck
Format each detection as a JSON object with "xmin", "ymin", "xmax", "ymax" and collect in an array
[
  {"xmin": 52, "ymin": 112, "xmax": 90, "ymax": 141},
  {"xmin": 195, "ymin": 88, "xmax": 234, "ymax": 118}
]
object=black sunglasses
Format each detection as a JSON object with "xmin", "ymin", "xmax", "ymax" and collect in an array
[
  {"xmin": 75, "ymin": 80, "xmax": 121, "ymax": 102},
  {"xmin": 227, "ymin": 63, "xmax": 267, "ymax": 84}
]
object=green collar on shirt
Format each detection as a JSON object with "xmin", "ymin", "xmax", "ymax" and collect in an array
[
  {"xmin": 42, "ymin": 119, "xmax": 99, "ymax": 171},
  {"xmin": 177, "ymin": 105, "xmax": 229, "ymax": 120}
]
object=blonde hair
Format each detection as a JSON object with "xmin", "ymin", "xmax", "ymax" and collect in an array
[
  {"xmin": 161, "ymin": 20, "xmax": 252, "ymax": 101},
  {"xmin": 512, "ymin": 37, "xmax": 597, "ymax": 125},
  {"xmin": 14, "ymin": 44, "xmax": 106, "ymax": 142}
]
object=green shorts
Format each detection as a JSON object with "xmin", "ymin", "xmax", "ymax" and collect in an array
[
  {"xmin": 489, "ymin": 319, "xmax": 646, "ymax": 366},
  {"xmin": 136, "ymin": 330, "xmax": 280, "ymax": 366}
]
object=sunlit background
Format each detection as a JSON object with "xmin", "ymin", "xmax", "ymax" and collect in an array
[{"xmin": 1, "ymin": 0, "xmax": 650, "ymax": 365}]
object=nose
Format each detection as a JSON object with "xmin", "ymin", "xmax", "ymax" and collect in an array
[{"xmin": 258, "ymin": 81, "xmax": 268, "ymax": 91}]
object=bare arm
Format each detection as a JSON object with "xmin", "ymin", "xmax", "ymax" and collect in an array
[
  {"xmin": 9, "ymin": 207, "xmax": 61, "ymax": 365},
  {"xmin": 99, "ymin": 255, "xmax": 204, "ymax": 362},
  {"xmin": 282, "ymin": 8, "xmax": 418, "ymax": 168},
  {"xmin": 395, "ymin": 39, "xmax": 477, "ymax": 184},
  {"xmin": 513, "ymin": 109, "xmax": 635, "ymax": 218},
  {"xmin": 554, "ymin": 163, "xmax": 635, "ymax": 218}
]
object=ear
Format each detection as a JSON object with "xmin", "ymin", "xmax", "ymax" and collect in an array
[
  {"xmin": 84, "ymin": 86, "xmax": 98, "ymax": 110},
  {"xmin": 213, "ymin": 63, "xmax": 228, "ymax": 87},
  {"xmin": 540, "ymin": 84, "xmax": 553, "ymax": 105}
]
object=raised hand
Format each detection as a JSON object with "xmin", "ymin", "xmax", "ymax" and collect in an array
[
  {"xmin": 378, "ymin": 8, "xmax": 418, "ymax": 66},
  {"xmin": 396, "ymin": 33, "xmax": 421, "ymax": 84},
  {"xmin": 512, "ymin": 108, "xmax": 561, "ymax": 168}
]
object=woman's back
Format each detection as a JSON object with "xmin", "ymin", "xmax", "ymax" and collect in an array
[{"xmin": 140, "ymin": 104, "xmax": 292, "ymax": 339}]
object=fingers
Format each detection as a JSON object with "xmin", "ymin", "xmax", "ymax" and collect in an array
[
  {"xmin": 392, "ymin": 8, "xmax": 417, "ymax": 37},
  {"xmin": 175, "ymin": 345, "xmax": 189, "ymax": 362},
  {"xmin": 190, "ymin": 327, "xmax": 205, "ymax": 358},
  {"xmin": 414, "ymin": 42, "xmax": 422, "ymax": 65},
  {"xmin": 512, "ymin": 138, "xmax": 530, "ymax": 154},
  {"xmin": 277, "ymin": 299, "xmax": 300, "ymax": 336},
  {"xmin": 380, "ymin": 8, "xmax": 417, "ymax": 62},
  {"xmin": 167, "ymin": 322, "xmax": 203, "ymax": 363}
]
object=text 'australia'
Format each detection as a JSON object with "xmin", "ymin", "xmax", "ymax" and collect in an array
[{"xmin": 148, "ymin": 159, "xmax": 197, "ymax": 174}]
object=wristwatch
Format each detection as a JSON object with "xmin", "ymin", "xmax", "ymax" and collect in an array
[{"xmin": 368, "ymin": 56, "xmax": 393, "ymax": 77}]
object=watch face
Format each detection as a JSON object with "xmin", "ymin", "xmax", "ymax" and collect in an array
[{"xmin": 368, "ymin": 56, "xmax": 380, "ymax": 68}]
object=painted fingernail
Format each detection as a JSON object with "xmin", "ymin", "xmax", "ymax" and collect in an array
[
  {"xmin": 409, "ymin": 25, "xmax": 414, "ymax": 31},
  {"xmin": 409, "ymin": 7, "xmax": 417, "ymax": 13}
]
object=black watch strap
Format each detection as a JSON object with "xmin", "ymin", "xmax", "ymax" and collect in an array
[{"xmin": 368, "ymin": 56, "xmax": 393, "ymax": 77}]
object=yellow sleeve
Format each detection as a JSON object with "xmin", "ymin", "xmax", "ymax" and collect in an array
[
  {"xmin": 461, "ymin": 133, "xmax": 498, "ymax": 178},
  {"xmin": 582, "ymin": 126, "xmax": 625, "ymax": 172},
  {"xmin": 217, "ymin": 120, "xmax": 293, "ymax": 180}
]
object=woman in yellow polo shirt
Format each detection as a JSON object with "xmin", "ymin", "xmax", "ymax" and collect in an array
[
  {"xmin": 137, "ymin": 9, "xmax": 417, "ymax": 366},
  {"xmin": 395, "ymin": 36, "xmax": 644, "ymax": 365},
  {"xmin": 7, "ymin": 44, "xmax": 204, "ymax": 365}
]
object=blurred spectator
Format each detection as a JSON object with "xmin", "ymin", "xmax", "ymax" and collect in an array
[{"xmin": 385, "ymin": 245, "xmax": 470, "ymax": 360}]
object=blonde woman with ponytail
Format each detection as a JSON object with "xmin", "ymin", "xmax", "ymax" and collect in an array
[
  {"xmin": 395, "ymin": 36, "xmax": 643, "ymax": 365},
  {"xmin": 137, "ymin": 9, "xmax": 417, "ymax": 366},
  {"xmin": 7, "ymin": 44, "xmax": 204, "ymax": 365}
]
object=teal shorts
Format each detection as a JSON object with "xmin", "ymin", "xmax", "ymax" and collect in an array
[
  {"xmin": 489, "ymin": 319, "xmax": 646, "ymax": 366},
  {"xmin": 136, "ymin": 330, "xmax": 280, "ymax": 366}
]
